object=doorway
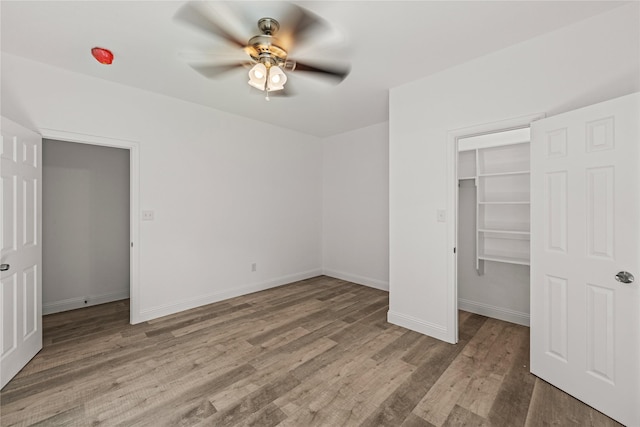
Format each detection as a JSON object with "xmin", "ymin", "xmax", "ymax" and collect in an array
[
  {"xmin": 43, "ymin": 139, "xmax": 130, "ymax": 314},
  {"xmin": 40, "ymin": 129, "xmax": 140, "ymax": 324},
  {"xmin": 446, "ymin": 113, "xmax": 543, "ymax": 343}
]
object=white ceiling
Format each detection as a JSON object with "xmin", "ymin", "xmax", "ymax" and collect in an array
[{"xmin": 1, "ymin": 1, "xmax": 626, "ymax": 137}]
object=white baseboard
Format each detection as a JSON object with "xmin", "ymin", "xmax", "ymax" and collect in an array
[
  {"xmin": 322, "ymin": 269, "xmax": 389, "ymax": 291},
  {"xmin": 458, "ymin": 298, "xmax": 530, "ymax": 327},
  {"xmin": 43, "ymin": 290, "xmax": 130, "ymax": 315},
  {"xmin": 137, "ymin": 269, "xmax": 323, "ymax": 322},
  {"xmin": 387, "ymin": 310, "xmax": 454, "ymax": 343}
]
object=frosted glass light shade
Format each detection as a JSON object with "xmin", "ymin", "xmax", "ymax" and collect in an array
[
  {"xmin": 267, "ymin": 66, "xmax": 287, "ymax": 91},
  {"xmin": 248, "ymin": 63, "xmax": 267, "ymax": 90}
]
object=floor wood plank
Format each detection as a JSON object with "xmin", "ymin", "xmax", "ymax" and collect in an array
[
  {"xmin": 0, "ymin": 276, "xmax": 623, "ymax": 426},
  {"xmin": 524, "ymin": 379, "xmax": 623, "ymax": 427}
]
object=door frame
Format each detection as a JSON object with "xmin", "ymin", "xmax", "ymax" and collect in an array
[
  {"xmin": 39, "ymin": 128, "xmax": 141, "ymax": 324},
  {"xmin": 445, "ymin": 112, "xmax": 544, "ymax": 343}
]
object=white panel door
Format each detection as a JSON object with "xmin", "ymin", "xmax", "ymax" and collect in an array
[
  {"xmin": 531, "ymin": 93, "xmax": 639, "ymax": 426},
  {"xmin": 1, "ymin": 117, "xmax": 42, "ymax": 389}
]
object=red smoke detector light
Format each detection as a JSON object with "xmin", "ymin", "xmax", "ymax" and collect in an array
[{"xmin": 91, "ymin": 47, "xmax": 114, "ymax": 65}]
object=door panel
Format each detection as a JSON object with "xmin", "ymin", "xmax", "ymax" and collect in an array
[
  {"xmin": 531, "ymin": 93, "xmax": 639, "ymax": 426},
  {"xmin": 1, "ymin": 117, "xmax": 42, "ymax": 389},
  {"xmin": 544, "ymin": 171, "xmax": 567, "ymax": 253},
  {"xmin": 544, "ymin": 274, "xmax": 568, "ymax": 362},
  {"xmin": 585, "ymin": 166, "xmax": 614, "ymax": 259}
]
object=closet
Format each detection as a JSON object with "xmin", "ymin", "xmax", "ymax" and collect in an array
[{"xmin": 457, "ymin": 127, "xmax": 531, "ymax": 326}]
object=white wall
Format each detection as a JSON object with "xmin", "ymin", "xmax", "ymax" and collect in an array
[
  {"xmin": 42, "ymin": 139, "xmax": 130, "ymax": 314},
  {"xmin": 322, "ymin": 122, "xmax": 389, "ymax": 290},
  {"xmin": 389, "ymin": 4, "xmax": 640, "ymax": 339},
  {"xmin": 2, "ymin": 53, "xmax": 323, "ymax": 322}
]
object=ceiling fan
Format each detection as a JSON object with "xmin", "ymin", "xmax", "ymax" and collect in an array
[{"xmin": 175, "ymin": 1, "xmax": 350, "ymax": 100}]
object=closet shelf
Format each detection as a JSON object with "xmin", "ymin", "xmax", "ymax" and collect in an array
[
  {"xmin": 478, "ymin": 254, "xmax": 530, "ymax": 266},
  {"xmin": 478, "ymin": 228, "xmax": 530, "ymax": 236},
  {"xmin": 478, "ymin": 170, "xmax": 530, "ymax": 177},
  {"xmin": 479, "ymin": 201, "xmax": 530, "ymax": 205}
]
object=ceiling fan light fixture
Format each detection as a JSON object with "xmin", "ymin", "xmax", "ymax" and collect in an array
[
  {"xmin": 248, "ymin": 62, "xmax": 287, "ymax": 93},
  {"xmin": 176, "ymin": 4, "xmax": 352, "ymax": 100}
]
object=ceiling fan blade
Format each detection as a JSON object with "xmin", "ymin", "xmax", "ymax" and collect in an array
[
  {"xmin": 291, "ymin": 61, "xmax": 350, "ymax": 82},
  {"xmin": 278, "ymin": 4, "xmax": 326, "ymax": 52},
  {"xmin": 190, "ymin": 62, "xmax": 246, "ymax": 79},
  {"xmin": 174, "ymin": 2, "xmax": 246, "ymax": 49}
]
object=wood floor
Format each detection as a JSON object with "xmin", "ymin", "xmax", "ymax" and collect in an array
[{"xmin": 1, "ymin": 276, "xmax": 621, "ymax": 426}]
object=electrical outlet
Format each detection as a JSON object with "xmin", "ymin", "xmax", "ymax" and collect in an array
[
  {"xmin": 142, "ymin": 210, "xmax": 154, "ymax": 221},
  {"xmin": 251, "ymin": 263, "xmax": 257, "ymax": 272}
]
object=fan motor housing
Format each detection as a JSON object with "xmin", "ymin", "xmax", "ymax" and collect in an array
[{"xmin": 245, "ymin": 18, "xmax": 288, "ymax": 66}]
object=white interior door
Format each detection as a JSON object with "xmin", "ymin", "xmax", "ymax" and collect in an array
[
  {"xmin": 1, "ymin": 117, "xmax": 42, "ymax": 389},
  {"xmin": 530, "ymin": 93, "xmax": 639, "ymax": 426}
]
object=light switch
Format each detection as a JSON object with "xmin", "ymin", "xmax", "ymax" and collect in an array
[
  {"xmin": 437, "ymin": 209, "xmax": 446, "ymax": 222},
  {"xmin": 142, "ymin": 210, "xmax": 154, "ymax": 221}
]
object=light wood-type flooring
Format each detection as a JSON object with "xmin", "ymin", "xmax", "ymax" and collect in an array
[{"xmin": 0, "ymin": 276, "xmax": 621, "ymax": 426}]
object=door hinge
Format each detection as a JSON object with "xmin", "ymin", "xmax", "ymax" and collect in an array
[
  {"xmin": 454, "ymin": 247, "xmax": 456, "ymax": 254},
  {"xmin": 131, "ymin": 242, "xmax": 133, "ymax": 247}
]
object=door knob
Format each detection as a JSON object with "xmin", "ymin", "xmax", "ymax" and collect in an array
[
  {"xmin": 0, "ymin": 264, "xmax": 9, "ymax": 272},
  {"xmin": 615, "ymin": 271, "xmax": 634, "ymax": 284}
]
